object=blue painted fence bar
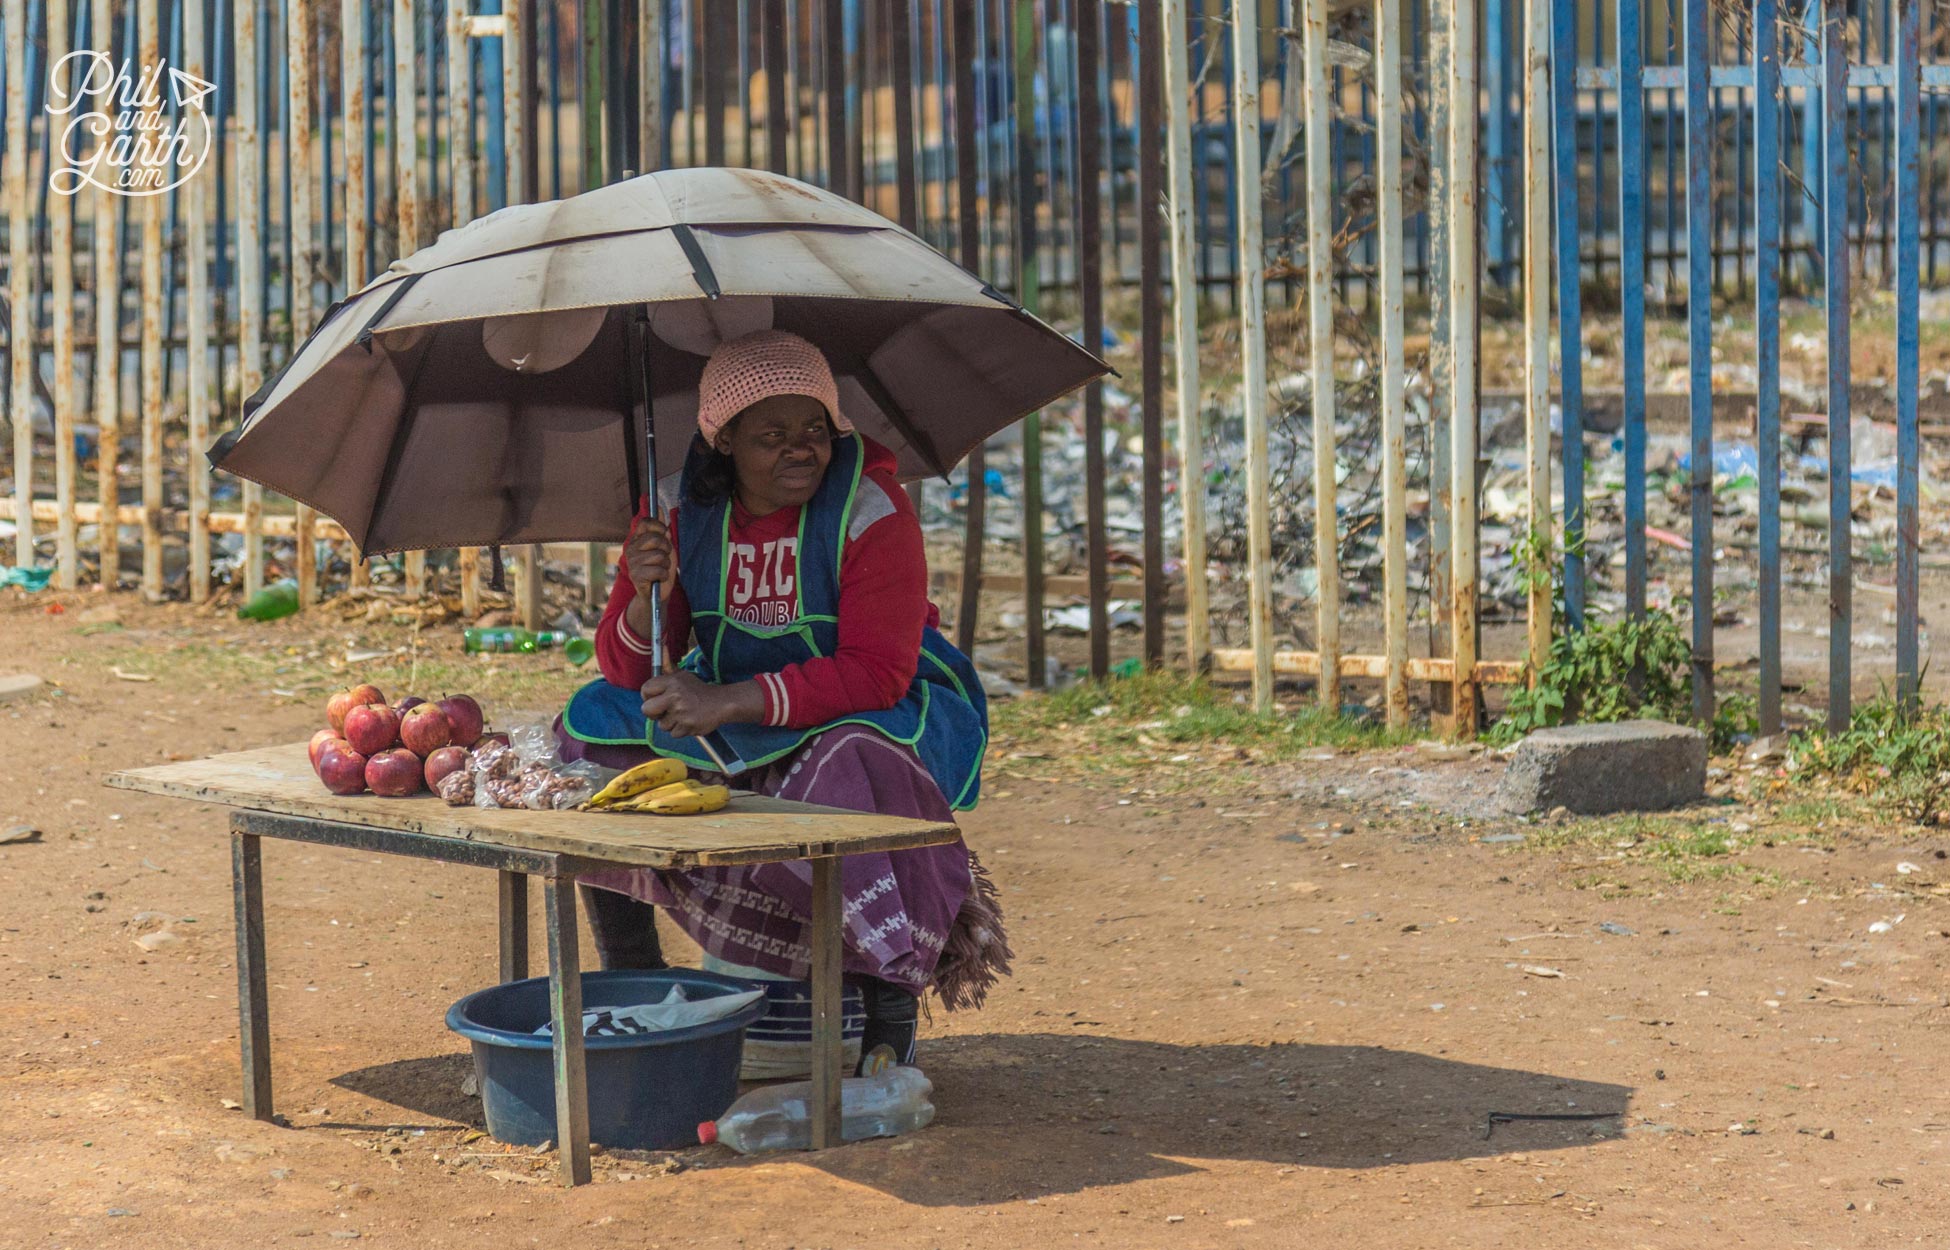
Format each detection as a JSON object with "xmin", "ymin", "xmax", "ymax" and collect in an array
[
  {"xmin": 1618, "ymin": 0, "xmax": 1646, "ymax": 619},
  {"xmin": 1896, "ymin": 0, "xmax": 1921, "ymax": 709},
  {"xmin": 1552, "ymin": 0, "xmax": 1587, "ymax": 629},
  {"xmin": 1755, "ymin": 0, "xmax": 1783, "ymax": 736},
  {"xmin": 1822, "ymin": 0, "xmax": 1852, "ymax": 733},
  {"xmin": 1684, "ymin": 0, "xmax": 1713, "ymax": 722}
]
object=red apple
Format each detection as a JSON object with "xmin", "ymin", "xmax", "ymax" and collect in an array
[
  {"xmin": 399, "ymin": 703, "xmax": 453, "ymax": 756},
  {"xmin": 423, "ymin": 745, "xmax": 470, "ymax": 791},
  {"xmin": 318, "ymin": 744, "xmax": 369, "ymax": 795},
  {"xmin": 394, "ymin": 695, "xmax": 429, "ymax": 716},
  {"xmin": 477, "ymin": 731, "xmax": 511, "ymax": 750},
  {"xmin": 309, "ymin": 729, "xmax": 343, "ymax": 771},
  {"xmin": 343, "ymin": 702, "xmax": 402, "ymax": 757},
  {"xmin": 327, "ymin": 683, "xmax": 387, "ymax": 733},
  {"xmin": 365, "ymin": 748, "xmax": 426, "ymax": 797},
  {"xmin": 436, "ymin": 694, "xmax": 485, "ymax": 748}
]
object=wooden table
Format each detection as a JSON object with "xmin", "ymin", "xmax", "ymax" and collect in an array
[{"xmin": 105, "ymin": 742, "xmax": 959, "ymax": 1185}]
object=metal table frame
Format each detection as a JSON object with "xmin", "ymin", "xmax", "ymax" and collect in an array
[{"xmin": 225, "ymin": 808, "xmax": 849, "ymax": 1186}]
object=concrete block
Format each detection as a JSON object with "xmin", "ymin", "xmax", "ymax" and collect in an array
[
  {"xmin": 1496, "ymin": 719, "xmax": 1707, "ymax": 815},
  {"xmin": 0, "ymin": 674, "xmax": 43, "ymax": 704}
]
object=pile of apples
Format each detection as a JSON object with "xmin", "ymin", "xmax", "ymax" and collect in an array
[{"xmin": 309, "ymin": 684, "xmax": 494, "ymax": 797}]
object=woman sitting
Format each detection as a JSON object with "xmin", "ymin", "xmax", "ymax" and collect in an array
[{"xmin": 556, "ymin": 329, "xmax": 1009, "ymax": 1072}]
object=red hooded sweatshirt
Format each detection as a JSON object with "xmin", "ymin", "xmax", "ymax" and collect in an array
[{"xmin": 594, "ymin": 437, "xmax": 940, "ymax": 730}]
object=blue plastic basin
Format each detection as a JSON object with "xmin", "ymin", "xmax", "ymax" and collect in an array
[{"xmin": 446, "ymin": 967, "xmax": 767, "ymax": 1150}]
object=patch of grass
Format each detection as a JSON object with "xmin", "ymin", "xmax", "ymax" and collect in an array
[
  {"xmin": 989, "ymin": 671, "xmax": 1421, "ymax": 789},
  {"xmin": 1793, "ymin": 692, "xmax": 1950, "ymax": 825},
  {"xmin": 68, "ymin": 634, "xmax": 588, "ymax": 716}
]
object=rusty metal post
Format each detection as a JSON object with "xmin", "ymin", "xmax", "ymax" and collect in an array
[
  {"xmin": 1162, "ymin": 0, "xmax": 1208, "ymax": 675},
  {"xmin": 1077, "ymin": 0, "xmax": 1108, "ymax": 678},
  {"xmin": 702, "ymin": 0, "xmax": 727, "ymax": 166},
  {"xmin": 1231, "ymin": 0, "xmax": 1273, "ymax": 712},
  {"xmin": 185, "ymin": 0, "xmax": 212, "ymax": 602},
  {"xmin": 48, "ymin": 0, "xmax": 78, "ymax": 590},
  {"xmin": 238, "ymin": 0, "xmax": 266, "ymax": 600},
  {"xmin": 90, "ymin": 0, "xmax": 124, "ymax": 589},
  {"xmin": 505, "ymin": 0, "xmax": 543, "ymax": 629},
  {"xmin": 824, "ymin": 0, "xmax": 846, "ymax": 192},
  {"xmin": 764, "ymin": 0, "xmax": 789, "ymax": 173},
  {"xmin": 1375, "ymin": 0, "xmax": 1408, "ymax": 727},
  {"xmin": 343, "ymin": 0, "xmax": 373, "ymax": 592},
  {"xmin": 1449, "ymin": 0, "xmax": 1481, "ymax": 734},
  {"xmin": 447, "ymin": 0, "xmax": 483, "ymax": 614},
  {"xmin": 395, "ymin": 0, "xmax": 427, "ymax": 600},
  {"xmin": 138, "ymin": 0, "xmax": 165, "ymax": 601},
  {"xmin": 640, "ymin": 0, "xmax": 664, "ymax": 171},
  {"xmin": 5, "ymin": 0, "xmax": 30, "ymax": 572},
  {"xmin": 1138, "ymin": 0, "xmax": 1167, "ymax": 667},
  {"xmin": 1302, "ymin": 0, "xmax": 1339, "ymax": 711},
  {"xmin": 289, "ymin": 0, "xmax": 319, "ymax": 608},
  {"xmin": 950, "ymin": 0, "xmax": 986, "ymax": 656},
  {"xmin": 1523, "ymin": 0, "xmax": 1551, "ymax": 679}
]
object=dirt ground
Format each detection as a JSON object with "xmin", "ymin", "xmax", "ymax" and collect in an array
[{"xmin": 4, "ymin": 593, "xmax": 1949, "ymax": 1250}]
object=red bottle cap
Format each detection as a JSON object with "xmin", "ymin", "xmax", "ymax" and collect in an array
[{"xmin": 697, "ymin": 1120, "xmax": 718, "ymax": 1145}]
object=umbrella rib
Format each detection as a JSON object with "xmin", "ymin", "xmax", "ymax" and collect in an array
[{"xmin": 670, "ymin": 224, "xmax": 722, "ymax": 299}]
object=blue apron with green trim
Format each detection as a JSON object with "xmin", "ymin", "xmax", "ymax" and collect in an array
[{"xmin": 563, "ymin": 433, "xmax": 987, "ymax": 811}]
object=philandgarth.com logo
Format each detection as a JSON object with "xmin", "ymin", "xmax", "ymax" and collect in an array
[{"xmin": 45, "ymin": 51, "xmax": 215, "ymax": 197}]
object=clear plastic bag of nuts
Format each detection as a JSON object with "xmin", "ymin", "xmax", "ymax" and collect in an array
[{"xmin": 466, "ymin": 717, "xmax": 611, "ymax": 810}]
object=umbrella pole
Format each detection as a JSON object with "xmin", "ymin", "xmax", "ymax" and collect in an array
[
  {"xmin": 632, "ymin": 305, "xmax": 734, "ymax": 777},
  {"xmin": 630, "ymin": 307, "xmax": 664, "ymax": 680}
]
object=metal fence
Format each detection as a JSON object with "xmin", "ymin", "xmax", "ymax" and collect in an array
[{"xmin": 0, "ymin": 0, "xmax": 1939, "ymax": 739}]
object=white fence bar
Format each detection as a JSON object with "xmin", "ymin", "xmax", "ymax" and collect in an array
[
  {"xmin": 1303, "ymin": 0, "xmax": 1340, "ymax": 712},
  {"xmin": 1231, "ymin": 0, "xmax": 1274, "ymax": 711},
  {"xmin": 1376, "ymin": 0, "xmax": 1409, "ymax": 727},
  {"xmin": 1161, "ymin": 0, "xmax": 1210, "ymax": 674}
]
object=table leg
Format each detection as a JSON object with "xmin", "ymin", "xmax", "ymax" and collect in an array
[
  {"xmin": 809, "ymin": 855, "xmax": 844, "ymax": 1149},
  {"xmin": 498, "ymin": 870, "xmax": 529, "ymax": 982},
  {"xmin": 543, "ymin": 874, "xmax": 591, "ymax": 1186},
  {"xmin": 230, "ymin": 829, "xmax": 273, "ymax": 1121}
]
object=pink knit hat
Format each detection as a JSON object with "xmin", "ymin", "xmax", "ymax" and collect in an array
[{"xmin": 695, "ymin": 329, "xmax": 850, "ymax": 444}]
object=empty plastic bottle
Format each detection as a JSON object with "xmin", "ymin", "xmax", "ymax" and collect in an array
[
  {"xmin": 236, "ymin": 578, "xmax": 301, "ymax": 621},
  {"xmin": 462, "ymin": 627, "xmax": 570, "ymax": 654},
  {"xmin": 697, "ymin": 1066, "xmax": 935, "ymax": 1153}
]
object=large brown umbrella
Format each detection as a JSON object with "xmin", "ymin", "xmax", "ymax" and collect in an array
[{"xmin": 209, "ymin": 166, "xmax": 1109, "ymax": 557}]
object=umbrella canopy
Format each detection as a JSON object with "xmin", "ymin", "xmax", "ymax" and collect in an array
[{"xmin": 210, "ymin": 167, "xmax": 1109, "ymax": 556}]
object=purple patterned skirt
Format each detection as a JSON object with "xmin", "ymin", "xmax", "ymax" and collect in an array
[{"xmin": 558, "ymin": 723, "xmax": 1011, "ymax": 1010}]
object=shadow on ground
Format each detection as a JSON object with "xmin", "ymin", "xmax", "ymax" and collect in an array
[
  {"xmin": 788, "ymin": 1032, "xmax": 1631, "ymax": 1204},
  {"xmin": 331, "ymin": 1053, "xmax": 483, "ymax": 1129},
  {"xmin": 332, "ymin": 1032, "xmax": 1628, "ymax": 1205}
]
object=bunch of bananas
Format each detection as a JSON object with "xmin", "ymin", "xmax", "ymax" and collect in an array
[{"xmin": 583, "ymin": 758, "xmax": 731, "ymax": 815}]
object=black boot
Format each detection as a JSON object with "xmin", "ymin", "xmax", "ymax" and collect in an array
[
  {"xmin": 851, "ymin": 976, "xmax": 919, "ymax": 1073},
  {"xmin": 577, "ymin": 884, "xmax": 668, "ymax": 971}
]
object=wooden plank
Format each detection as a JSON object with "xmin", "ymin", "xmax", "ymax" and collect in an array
[
  {"xmin": 1211, "ymin": 648, "xmax": 1527, "ymax": 686},
  {"xmin": 105, "ymin": 743, "xmax": 960, "ymax": 868},
  {"xmin": 1230, "ymin": 0, "xmax": 1274, "ymax": 713},
  {"xmin": 230, "ymin": 829, "xmax": 274, "ymax": 1120},
  {"xmin": 345, "ymin": 0, "xmax": 373, "ymax": 594},
  {"xmin": 544, "ymin": 875, "xmax": 591, "ymax": 1186},
  {"xmin": 91, "ymin": 0, "xmax": 123, "ymax": 590},
  {"xmin": 30, "ymin": 498, "xmax": 356, "ymax": 541},
  {"xmin": 808, "ymin": 854, "xmax": 843, "ymax": 1149}
]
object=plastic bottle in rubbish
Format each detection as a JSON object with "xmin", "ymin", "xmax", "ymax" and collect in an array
[
  {"xmin": 698, "ymin": 1066, "xmax": 935, "ymax": 1154},
  {"xmin": 237, "ymin": 578, "xmax": 301, "ymax": 621},
  {"xmin": 462, "ymin": 627, "xmax": 571, "ymax": 654}
]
